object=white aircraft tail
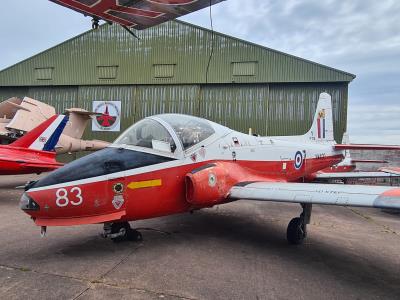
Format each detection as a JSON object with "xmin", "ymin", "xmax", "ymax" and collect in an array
[
  {"xmin": 303, "ymin": 92, "xmax": 334, "ymax": 143},
  {"xmin": 10, "ymin": 115, "xmax": 68, "ymax": 151}
]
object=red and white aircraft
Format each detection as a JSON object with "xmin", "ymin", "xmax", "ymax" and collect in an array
[
  {"xmin": 0, "ymin": 115, "xmax": 68, "ymax": 175},
  {"xmin": 20, "ymin": 93, "xmax": 400, "ymax": 244}
]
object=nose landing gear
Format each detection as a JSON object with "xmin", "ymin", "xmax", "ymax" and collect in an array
[
  {"xmin": 286, "ymin": 204, "xmax": 312, "ymax": 245},
  {"xmin": 103, "ymin": 222, "xmax": 143, "ymax": 243}
]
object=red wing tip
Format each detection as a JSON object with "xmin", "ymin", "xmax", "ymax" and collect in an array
[{"xmin": 381, "ymin": 189, "xmax": 400, "ymax": 197}]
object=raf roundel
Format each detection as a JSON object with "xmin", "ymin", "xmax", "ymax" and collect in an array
[{"xmin": 294, "ymin": 151, "xmax": 304, "ymax": 170}]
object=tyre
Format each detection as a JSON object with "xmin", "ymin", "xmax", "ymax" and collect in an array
[
  {"xmin": 111, "ymin": 222, "xmax": 130, "ymax": 243},
  {"xmin": 287, "ymin": 217, "xmax": 306, "ymax": 245}
]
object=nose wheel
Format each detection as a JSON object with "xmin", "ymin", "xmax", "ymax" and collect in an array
[
  {"xmin": 103, "ymin": 222, "xmax": 143, "ymax": 243},
  {"xmin": 286, "ymin": 204, "xmax": 312, "ymax": 245}
]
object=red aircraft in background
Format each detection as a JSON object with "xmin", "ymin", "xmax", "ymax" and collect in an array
[
  {"xmin": 20, "ymin": 93, "xmax": 400, "ymax": 244},
  {"xmin": 0, "ymin": 115, "xmax": 68, "ymax": 175}
]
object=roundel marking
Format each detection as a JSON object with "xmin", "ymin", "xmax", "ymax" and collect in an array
[
  {"xmin": 294, "ymin": 151, "xmax": 304, "ymax": 170},
  {"xmin": 113, "ymin": 183, "xmax": 124, "ymax": 194}
]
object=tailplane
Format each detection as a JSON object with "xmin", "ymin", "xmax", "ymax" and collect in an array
[
  {"xmin": 10, "ymin": 115, "xmax": 68, "ymax": 151},
  {"xmin": 303, "ymin": 92, "xmax": 334, "ymax": 142}
]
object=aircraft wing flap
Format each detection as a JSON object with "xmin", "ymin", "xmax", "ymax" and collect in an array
[
  {"xmin": 229, "ymin": 182, "xmax": 400, "ymax": 209},
  {"xmin": 315, "ymin": 171, "xmax": 400, "ymax": 179}
]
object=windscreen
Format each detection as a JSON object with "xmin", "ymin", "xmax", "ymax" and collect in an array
[
  {"xmin": 157, "ymin": 114, "xmax": 215, "ymax": 150},
  {"xmin": 114, "ymin": 119, "xmax": 176, "ymax": 153}
]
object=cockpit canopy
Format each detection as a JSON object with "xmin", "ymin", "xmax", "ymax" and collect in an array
[{"xmin": 114, "ymin": 114, "xmax": 216, "ymax": 153}]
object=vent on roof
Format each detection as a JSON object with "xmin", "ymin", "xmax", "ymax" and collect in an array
[
  {"xmin": 232, "ymin": 61, "xmax": 257, "ymax": 76},
  {"xmin": 34, "ymin": 67, "xmax": 54, "ymax": 81},
  {"xmin": 97, "ymin": 66, "xmax": 118, "ymax": 79},
  {"xmin": 154, "ymin": 64, "xmax": 175, "ymax": 78}
]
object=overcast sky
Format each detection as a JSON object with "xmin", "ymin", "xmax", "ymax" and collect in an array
[{"xmin": 0, "ymin": 0, "xmax": 399, "ymax": 144}]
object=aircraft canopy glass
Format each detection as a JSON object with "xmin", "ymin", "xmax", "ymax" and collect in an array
[
  {"xmin": 157, "ymin": 114, "xmax": 215, "ymax": 150},
  {"xmin": 114, "ymin": 119, "xmax": 177, "ymax": 153}
]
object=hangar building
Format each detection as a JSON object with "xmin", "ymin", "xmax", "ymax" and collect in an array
[{"xmin": 0, "ymin": 21, "xmax": 355, "ymax": 143}]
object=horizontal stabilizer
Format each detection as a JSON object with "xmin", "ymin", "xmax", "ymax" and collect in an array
[
  {"xmin": 380, "ymin": 167, "xmax": 400, "ymax": 175},
  {"xmin": 65, "ymin": 108, "xmax": 102, "ymax": 117},
  {"xmin": 335, "ymin": 144, "xmax": 400, "ymax": 151},
  {"xmin": 351, "ymin": 159, "xmax": 388, "ymax": 164},
  {"xmin": 315, "ymin": 171, "xmax": 400, "ymax": 180}
]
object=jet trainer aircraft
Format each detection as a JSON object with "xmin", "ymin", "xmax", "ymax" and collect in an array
[
  {"xmin": 0, "ymin": 115, "xmax": 68, "ymax": 175},
  {"xmin": 20, "ymin": 93, "xmax": 400, "ymax": 244}
]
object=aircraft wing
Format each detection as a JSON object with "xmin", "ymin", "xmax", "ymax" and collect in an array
[
  {"xmin": 314, "ymin": 171, "xmax": 400, "ymax": 180},
  {"xmin": 229, "ymin": 182, "xmax": 400, "ymax": 209},
  {"xmin": 0, "ymin": 156, "xmax": 62, "ymax": 169},
  {"xmin": 50, "ymin": 0, "xmax": 225, "ymax": 30}
]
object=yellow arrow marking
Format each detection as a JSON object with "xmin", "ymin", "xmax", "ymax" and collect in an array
[{"xmin": 127, "ymin": 179, "xmax": 162, "ymax": 190}]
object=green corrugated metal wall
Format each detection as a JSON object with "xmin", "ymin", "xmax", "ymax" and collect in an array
[
  {"xmin": 0, "ymin": 21, "xmax": 354, "ymax": 86},
  {"xmin": 0, "ymin": 82, "xmax": 348, "ymax": 142},
  {"xmin": 0, "ymin": 20, "xmax": 354, "ymax": 146}
]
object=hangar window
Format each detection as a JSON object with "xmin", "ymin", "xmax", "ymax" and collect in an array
[
  {"xmin": 97, "ymin": 66, "xmax": 118, "ymax": 79},
  {"xmin": 154, "ymin": 64, "xmax": 175, "ymax": 78},
  {"xmin": 232, "ymin": 61, "xmax": 257, "ymax": 76},
  {"xmin": 34, "ymin": 67, "xmax": 54, "ymax": 80}
]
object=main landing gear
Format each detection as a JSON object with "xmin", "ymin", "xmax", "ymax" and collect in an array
[
  {"xmin": 286, "ymin": 204, "xmax": 312, "ymax": 245},
  {"xmin": 103, "ymin": 222, "xmax": 143, "ymax": 243}
]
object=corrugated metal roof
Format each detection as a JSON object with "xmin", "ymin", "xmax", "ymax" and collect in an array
[{"xmin": 0, "ymin": 20, "xmax": 355, "ymax": 86}]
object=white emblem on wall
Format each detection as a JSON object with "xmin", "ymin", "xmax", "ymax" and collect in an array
[{"xmin": 92, "ymin": 101, "xmax": 121, "ymax": 132}]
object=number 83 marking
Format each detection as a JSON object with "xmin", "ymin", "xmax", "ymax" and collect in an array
[{"xmin": 56, "ymin": 187, "xmax": 83, "ymax": 207}]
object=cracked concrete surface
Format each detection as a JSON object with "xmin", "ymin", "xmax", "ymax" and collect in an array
[{"xmin": 0, "ymin": 174, "xmax": 399, "ymax": 299}]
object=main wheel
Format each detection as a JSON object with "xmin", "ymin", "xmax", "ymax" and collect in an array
[
  {"xmin": 126, "ymin": 229, "xmax": 143, "ymax": 242},
  {"xmin": 287, "ymin": 217, "xmax": 306, "ymax": 245},
  {"xmin": 111, "ymin": 222, "xmax": 130, "ymax": 243}
]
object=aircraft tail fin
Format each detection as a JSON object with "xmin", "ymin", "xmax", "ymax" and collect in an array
[
  {"xmin": 304, "ymin": 92, "xmax": 334, "ymax": 142},
  {"xmin": 10, "ymin": 115, "xmax": 69, "ymax": 151},
  {"xmin": 63, "ymin": 108, "xmax": 97, "ymax": 139}
]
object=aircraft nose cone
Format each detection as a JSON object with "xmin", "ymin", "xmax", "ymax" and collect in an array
[{"xmin": 20, "ymin": 192, "xmax": 40, "ymax": 211}]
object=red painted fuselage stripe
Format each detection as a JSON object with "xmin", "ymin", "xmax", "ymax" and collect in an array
[{"xmin": 27, "ymin": 155, "xmax": 343, "ymax": 225}]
